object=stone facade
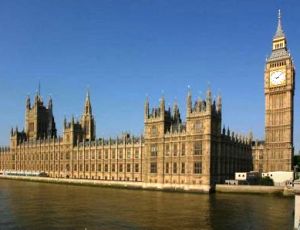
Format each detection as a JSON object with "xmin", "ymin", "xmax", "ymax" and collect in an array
[{"xmin": 0, "ymin": 86, "xmax": 252, "ymax": 192}]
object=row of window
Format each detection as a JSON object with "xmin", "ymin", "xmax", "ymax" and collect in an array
[
  {"xmin": 150, "ymin": 142, "xmax": 203, "ymax": 157},
  {"xmin": 12, "ymin": 163, "xmax": 140, "ymax": 173},
  {"xmin": 270, "ymin": 60, "xmax": 285, "ymax": 68},
  {"xmin": 150, "ymin": 162, "xmax": 202, "ymax": 174},
  {"xmin": 12, "ymin": 150, "xmax": 141, "ymax": 161}
]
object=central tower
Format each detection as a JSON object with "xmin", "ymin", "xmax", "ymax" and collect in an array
[{"xmin": 264, "ymin": 10, "xmax": 295, "ymax": 171}]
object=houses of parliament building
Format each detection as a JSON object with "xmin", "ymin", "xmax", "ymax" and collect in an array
[{"xmin": 0, "ymin": 11, "xmax": 295, "ymax": 192}]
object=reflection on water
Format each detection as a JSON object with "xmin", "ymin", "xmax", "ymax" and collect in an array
[{"xmin": 0, "ymin": 179, "xmax": 294, "ymax": 229}]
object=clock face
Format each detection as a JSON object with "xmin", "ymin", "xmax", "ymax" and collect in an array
[{"xmin": 270, "ymin": 71, "xmax": 286, "ymax": 86}]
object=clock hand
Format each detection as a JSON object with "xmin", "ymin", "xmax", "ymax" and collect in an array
[{"xmin": 275, "ymin": 73, "xmax": 283, "ymax": 79}]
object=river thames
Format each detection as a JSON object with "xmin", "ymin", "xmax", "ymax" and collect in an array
[{"xmin": 0, "ymin": 179, "xmax": 294, "ymax": 229}]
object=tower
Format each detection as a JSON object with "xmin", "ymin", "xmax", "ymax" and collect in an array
[
  {"xmin": 25, "ymin": 90, "xmax": 57, "ymax": 140},
  {"xmin": 264, "ymin": 10, "xmax": 295, "ymax": 171},
  {"xmin": 81, "ymin": 90, "xmax": 95, "ymax": 141}
]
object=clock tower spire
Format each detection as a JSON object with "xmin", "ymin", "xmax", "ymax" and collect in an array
[{"xmin": 263, "ymin": 10, "xmax": 295, "ymax": 172}]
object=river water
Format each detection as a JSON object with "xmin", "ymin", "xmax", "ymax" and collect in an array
[{"xmin": 0, "ymin": 179, "xmax": 294, "ymax": 230}]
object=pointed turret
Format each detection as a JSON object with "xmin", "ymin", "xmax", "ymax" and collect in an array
[
  {"xmin": 84, "ymin": 90, "xmax": 92, "ymax": 115},
  {"xmin": 206, "ymin": 86, "xmax": 212, "ymax": 111},
  {"xmin": 159, "ymin": 95, "xmax": 165, "ymax": 118},
  {"xmin": 222, "ymin": 125, "xmax": 226, "ymax": 135},
  {"xmin": 172, "ymin": 100, "xmax": 181, "ymax": 123},
  {"xmin": 64, "ymin": 116, "xmax": 67, "ymax": 129},
  {"xmin": 196, "ymin": 95, "xmax": 202, "ymax": 112},
  {"xmin": 48, "ymin": 96, "xmax": 53, "ymax": 110},
  {"xmin": 216, "ymin": 94, "xmax": 222, "ymax": 113},
  {"xmin": 186, "ymin": 87, "xmax": 192, "ymax": 115},
  {"xmin": 274, "ymin": 9, "xmax": 285, "ymax": 39},
  {"xmin": 26, "ymin": 95, "xmax": 31, "ymax": 110},
  {"xmin": 144, "ymin": 96, "xmax": 149, "ymax": 119}
]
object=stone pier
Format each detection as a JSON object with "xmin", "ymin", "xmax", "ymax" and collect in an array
[{"xmin": 295, "ymin": 180, "xmax": 300, "ymax": 229}]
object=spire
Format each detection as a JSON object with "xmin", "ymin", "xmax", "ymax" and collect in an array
[
  {"xmin": 84, "ymin": 90, "xmax": 92, "ymax": 114},
  {"xmin": 64, "ymin": 116, "xmax": 67, "ymax": 128},
  {"xmin": 216, "ymin": 94, "xmax": 222, "ymax": 113},
  {"xmin": 173, "ymin": 99, "xmax": 180, "ymax": 122},
  {"xmin": 86, "ymin": 89, "xmax": 90, "ymax": 101},
  {"xmin": 159, "ymin": 92, "xmax": 165, "ymax": 117},
  {"xmin": 38, "ymin": 81, "xmax": 41, "ymax": 96},
  {"xmin": 187, "ymin": 86, "xmax": 192, "ymax": 114},
  {"xmin": 274, "ymin": 9, "xmax": 285, "ymax": 39},
  {"xmin": 48, "ymin": 96, "xmax": 53, "ymax": 110},
  {"xmin": 26, "ymin": 95, "xmax": 31, "ymax": 109},
  {"xmin": 206, "ymin": 85, "xmax": 212, "ymax": 111},
  {"xmin": 144, "ymin": 95, "xmax": 149, "ymax": 119}
]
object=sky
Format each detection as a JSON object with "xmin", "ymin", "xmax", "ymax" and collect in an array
[{"xmin": 0, "ymin": 0, "xmax": 299, "ymax": 152}]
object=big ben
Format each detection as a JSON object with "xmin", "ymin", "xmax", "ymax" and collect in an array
[{"xmin": 264, "ymin": 10, "xmax": 295, "ymax": 172}]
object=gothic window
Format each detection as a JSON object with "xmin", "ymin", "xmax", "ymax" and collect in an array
[
  {"xmin": 194, "ymin": 162, "xmax": 202, "ymax": 174},
  {"xmin": 119, "ymin": 164, "xmax": 123, "ymax": 172},
  {"xmin": 112, "ymin": 164, "xmax": 115, "ymax": 172},
  {"xmin": 150, "ymin": 162, "xmax": 157, "ymax": 173},
  {"xmin": 134, "ymin": 149, "xmax": 139, "ymax": 158},
  {"xmin": 173, "ymin": 163, "xmax": 177, "ymax": 174},
  {"xmin": 97, "ymin": 150, "xmax": 102, "ymax": 159},
  {"xmin": 126, "ymin": 164, "xmax": 131, "ymax": 173},
  {"xmin": 105, "ymin": 149, "xmax": 109, "ymax": 159},
  {"xmin": 165, "ymin": 163, "xmax": 169, "ymax": 174},
  {"xmin": 91, "ymin": 164, "xmax": 95, "ymax": 171},
  {"xmin": 173, "ymin": 144, "xmax": 178, "ymax": 156},
  {"xmin": 181, "ymin": 162, "xmax": 185, "ymax": 174},
  {"xmin": 150, "ymin": 144, "xmax": 158, "ymax": 157},
  {"xmin": 181, "ymin": 143, "xmax": 186, "ymax": 156},
  {"xmin": 66, "ymin": 152, "xmax": 70, "ymax": 160},
  {"xmin": 165, "ymin": 144, "xmax": 170, "ymax": 156},
  {"xmin": 119, "ymin": 150, "xmax": 123, "ymax": 159},
  {"xmin": 98, "ymin": 164, "xmax": 101, "ymax": 172},
  {"xmin": 112, "ymin": 149, "xmax": 116, "ymax": 159},
  {"xmin": 194, "ymin": 142, "xmax": 202, "ymax": 155},
  {"xmin": 135, "ymin": 163, "xmax": 139, "ymax": 173},
  {"xmin": 127, "ymin": 150, "xmax": 131, "ymax": 159},
  {"xmin": 104, "ymin": 164, "xmax": 108, "ymax": 172}
]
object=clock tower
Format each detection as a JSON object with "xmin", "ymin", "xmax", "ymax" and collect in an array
[{"xmin": 264, "ymin": 10, "xmax": 295, "ymax": 172}]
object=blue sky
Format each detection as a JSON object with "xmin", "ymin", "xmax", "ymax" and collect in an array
[{"xmin": 0, "ymin": 0, "xmax": 299, "ymax": 152}]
